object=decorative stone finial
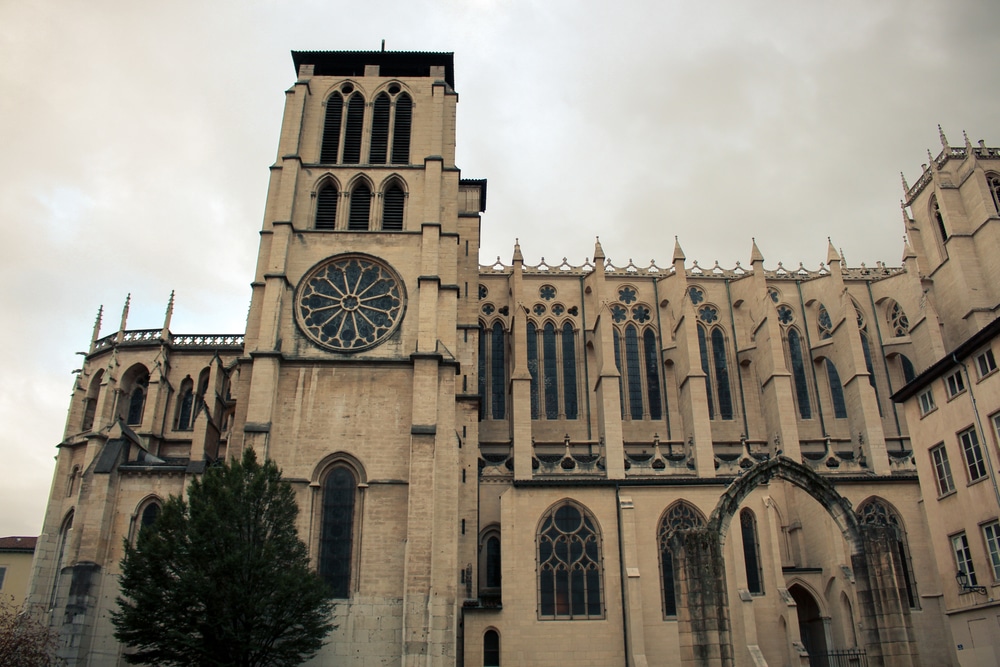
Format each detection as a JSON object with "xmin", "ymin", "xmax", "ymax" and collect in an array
[
  {"xmin": 926, "ymin": 148, "xmax": 934, "ymax": 165},
  {"xmin": 593, "ymin": 236, "xmax": 605, "ymax": 261},
  {"xmin": 119, "ymin": 293, "xmax": 131, "ymax": 332},
  {"xmin": 91, "ymin": 305, "xmax": 104, "ymax": 343},
  {"xmin": 963, "ymin": 130, "xmax": 972, "ymax": 149},
  {"xmin": 672, "ymin": 236, "xmax": 685, "ymax": 263},
  {"xmin": 827, "ymin": 239, "xmax": 840, "ymax": 265},
  {"xmin": 163, "ymin": 290, "xmax": 175, "ymax": 331},
  {"xmin": 511, "ymin": 238, "xmax": 523, "ymax": 264},
  {"xmin": 900, "ymin": 171, "xmax": 908, "ymax": 193},
  {"xmin": 938, "ymin": 124, "xmax": 948, "ymax": 148},
  {"xmin": 902, "ymin": 236, "xmax": 916, "ymax": 262},
  {"xmin": 750, "ymin": 238, "xmax": 764, "ymax": 264}
]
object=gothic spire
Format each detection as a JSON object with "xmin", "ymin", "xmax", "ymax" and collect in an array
[
  {"xmin": 938, "ymin": 124, "xmax": 949, "ymax": 148},
  {"xmin": 672, "ymin": 236, "xmax": 685, "ymax": 263},
  {"xmin": 511, "ymin": 238, "xmax": 523, "ymax": 264},
  {"xmin": 91, "ymin": 305, "xmax": 104, "ymax": 344},
  {"xmin": 750, "ymin": 238, "xmax": 764, "ymax": 264}
]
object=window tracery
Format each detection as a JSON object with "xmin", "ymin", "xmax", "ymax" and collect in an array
[
  {"xmin": 659, "ymin": 502, "xmax": 706, "ymax": 617},
  {"xmin": 697, "ymin": 324, "xmax": 734, "ymax": 420},
  {"xmin": 537, "ymin": 502, "xmax": 603, "ymax": 619},
  {"xmin": 857, "ymin": 498, "xmax": 919, "ymax": 608}
]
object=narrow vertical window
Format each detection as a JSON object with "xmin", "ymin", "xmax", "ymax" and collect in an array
[
  {"xmin": 485, "ymin": 536, "xmax": 501, "ymax": 588},
  {"xmin": 740, "ymin": 509, "xmax": 763, "ymax": 595},
  {"xmin": 562, "ymin": 322, "xmax": 578, "ymax": 420},
  {"xmin": 931, "ymin": 196, "xmax": 948, "ymax": 242},
  {"xmin": 537, "ymin": 502, "xmax": 603, "ymax": 619},
  {"xmin": 825, "ymin": 360, "xmax": 847, "ymax": 419},
  {"xmin": 952, "ymin": 533, "xmax": 977, "ymax": 586},
  {"xmin": 320, "ymin": 92, "xmax": 343, "ymax": 163},
  {"xmin": 342, "ymin": 93, "xmax": 365, "ymax": 164},
  {"xmin": 175, "ymin": 378, "xmax": 195, "ymax": 430},
  {"xmin": 643, "ymin": 328, "xmax": 662, "ymax": 421},
  {"xmin": 987, "ymin": 172, "xmax": 1000, "ymax": 214},
  {"xmin": 81, "ymin": 370, "xmax": 102, "ymax": 432},
  {"xmin": 348, "ymin": 183, "xmax": 371, "ymax": 230},
  {"xmin": 483, "ymin": 630, "xmax": 500, "ymax": 667},
  {"xmin": 527, "ymin": 322, "xmax": 539, "ymax": 419},
  {"xmin": 983, "ymin": 521, "xmax": 1000, "ymax": 582},
  {"xmin": 624, "ymin": 325, "xmax": 644, "ymax": 419},
  {"xmin": 711, "ymin": 328, "xmax": 733, "ymax": 420},
  {"xmin": 900, "ymin": 355, "xmax": 916, "ymax": 384},
  {"xmin": 614, "ymin": 329, "xmax": 625, "ymax": 419},
  {"xmin": 390, "ymin": 93, "xmax": 412, "ymax": 165},
  {"xmin": 542, "ymin": 323, "xmax": 559, "ymax": 419},
  {"xmin": 959, "ymin": 428, "xmax": 987, "ymax": 482},
  {"xmin": 381, "ymin": 182, "xmax": 405, "ymax": 230},
  {"xmin": 316, "ymin": 184, "xmax": 338, "ymax": 230},
  {"xmin": 320, "ymin": 467, "xmax": 356, "ymax": 598},
  {"xmin": 698, "ymin": 325, "xmax": 714, "ymax": 419},
  {"xmin": 787, "ymin": 329, "xmax": 811, "ymax": 419},
  {"xmin": 858, "ymin": 498, "xmax": 918, "ymax": 608},
  {"xmin": 860, "ymin": 334, "xmax": 882, "ymax": 416},
  {"xmin": 369, "ymin": 92, "xmax": 390, "ymax": 164},
  {"xmin": 491, "ymin": 322, "xmax": 506, "ymax": 420},
  {"xmin": 659, "ymin": 502, "xmax": 705, "ymax": 617},
  {"xmin": 930, "ymin": 444, "xmax": 955, "ymax": 495},
  {"xmin": 127, "ymin": 374, "xmax": 149, "ymax": 426},
  {"xmin": 50, "ymin": 512, "xmax": 73, "ymax": 608},
  {"xmin": 478, "ymin": 324, "xmax": 487, "ymax": 421}
]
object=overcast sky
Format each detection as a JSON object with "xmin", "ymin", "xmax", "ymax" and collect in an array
[{"xmin": 1, "ymin": 0, "xmax": 997, "ymax": 536}]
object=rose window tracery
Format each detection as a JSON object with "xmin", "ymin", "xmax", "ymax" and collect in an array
[{"xmin": 296, "ymin": 254, "xmax": 405, "ymax": 352}]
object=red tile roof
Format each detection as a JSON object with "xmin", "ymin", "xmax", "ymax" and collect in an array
[{"xmin": 0, "ymin": 536, "xmax": 37, "ymax": 551}]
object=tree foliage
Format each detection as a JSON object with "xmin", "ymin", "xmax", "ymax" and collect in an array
[
  {"xmin": 111, "ymin": 448, "xmax": 334, "ymax": 667},
  {"xmin": 0, "ymin": 596, "xmax": 62, "ymax": 667}
]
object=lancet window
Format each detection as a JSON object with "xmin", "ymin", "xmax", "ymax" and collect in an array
[
  {"xmin": 697, "ymin": 323, "xmax": 734, "ymax": 421},
  {"xmin": 348, "ymin": 182, "xmax": 373, "ymax": 230},
  {"xmin": 381, "ymin": 181, "xmax": 405, "ymax": 230},
  {"xmin": 659, "ymin": 501, "xmax": 706, "ymax": 617},
  {"xmin": 786, "ymin": 327, "xmax": 812, "ymax": 419},
  {"xmin": 175, "ymin": 377, "xmax": 195, "ymax": 431},
  {"xmin": 825, "ymin": 359, "xmax": 848, "ymax": 419},
  {"xmin": 320, "ymin": 83, "xmax": 412, "ymax": 166},
  {"xmin": 612, "ymin": 323, "xmax": 663, "ymax": 421},
  {"xmin": 537, "ymin": 502, "xmax": 604, "ymax": 619},
  {"xmin": 988, "ymin": 172, "xmax": 1000, "ymax": 213},
  {"xmin": 740, "ymin": 509, "xmax": 764, "ymax": 595},
  {"xmin": 319, "ymin": 466, "xmax": 358, "ymax": 598},
  {"xmin": 526, "ymin": 320, "xmax": 578, "ymax": 420},
  {"xmin": 857, "ymin": 498, "xmax": 919, "ymax": 608},
  {"xmin": 479, "ymin": 321, "xmax": 507, "ymax": 420},
  {"xmin": 315, "ymin": 182, "xmax": 338, "ymax": 230}
]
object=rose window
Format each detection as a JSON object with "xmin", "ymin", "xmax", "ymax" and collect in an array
[{"xmin": 296, "ymin": 254, "xmax": 405, "ymax": 352}]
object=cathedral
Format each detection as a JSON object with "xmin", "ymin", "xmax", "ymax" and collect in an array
[{"xmin": 26, "ymin": 50, "xmax": 1000, "ymax": 666}]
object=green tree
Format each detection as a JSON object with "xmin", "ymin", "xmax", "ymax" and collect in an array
[{"xmin": 111, "ymin": 448, "xmax": 334, "ymax": 666}]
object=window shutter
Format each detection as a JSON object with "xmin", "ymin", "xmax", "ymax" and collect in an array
[
  {"xmin": 348, "ymin": 183, "xmax": 371, "ymax": 230},
  {"xmin": 369, "ymin": 93, "xmax": 390, "ymax": 164},
  {"xmin": 390, "ymin": 94, "xmax": 412, "ymax": 164},
  {"xmin": 320, "ymin": 93, "xmax": 343, "ymax": 164},
  {"xmin": 316, "ymin": 186, "xmax": 338, "ymax": 229},
  {"xmin": 342, "ymin": 93, "xmax": 365, "ymax": 164},
  {"xmin": 382, "ymin": 183, "xmax": 405, "ymax": 230}
]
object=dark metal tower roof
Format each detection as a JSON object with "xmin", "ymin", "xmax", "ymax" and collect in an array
[{"xmin": 291, "ymin": 51, "xmax": 455, "ymax": 88}]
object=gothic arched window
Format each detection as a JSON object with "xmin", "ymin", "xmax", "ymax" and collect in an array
[
  {"xmin": 787, "ymin": 328, "xmax": 812, "ymax": 419},
  {"xmin": 316, "ymin": 182, "xmax": 339, "ymax": 230},
  {"xmin": 81, "ymin": 370, "xmax": 103, "ymax": 432},
  {"xmin": 175, "ymin": 377, "xmax": 195, "ymax": 431},
  {"xmin": 483, "ymin": 629, "xmax": 500, "ymax": 667},
  {"xmin": 562, "ymin": 322, "xmax": 578, "ymax": 420},
  {"xmin": 527, "ymin": 321, "xmax": 540, "ymax": 419},
  {"xmin": 369, "ymin": 92, "xmax": 391, "ymax": 164},
  {"xmin": 930, "ymin": 195, "xmax": 948, "ymax": 242},
  {"xmin": 537, "ymin": 502, "xmax": 603, "ymax": 619},
  {"xmin": 825, "ymin": 359, "xmax": 848, "ymax": 419},
  {"xmin": 659, "ymin": 502, "xmax": 706, "ymax": 617},
  {"xmin": 342, "ymin": 92, "xmax": 365, "ymax": 165},
  {"xmin": 740, "ymin": 509, "xmax": 764, "ymax": 595},
  {"xmin": 381, "ymin": 181, "xmax": 405, "ymax": 230},
  {"xmin": 614, "ymin": 324, "xmax": 662, "ymax": 420},
  {"xmin": 624, "ymin": 325, "xmax": 644, "ymax": 420},
  {"xmin": 988, "ymin": 172, "xmax": 1000, "ymax": 214},
  {"xmin": 319, "ymin": 467, "xmax": 357, "ymax": 598},
  {"xmin": 698, "ymin": 324, "xmax": 734, "ymax": 420},
  {"xmin": 643, "ymin": 328, "xmax": 663, "ymax": 421},
  {"xmin": 125, "ymin": 371, "xmax": 149, "ymax": 426},
  {"xmin": 348, "ymin": 182, "xmax": 372, "ymax": 230},
  {"xmin": 857, "ymin": 498, "xmax": 919, "ymax": 608},
  {"xmin": 900, "ymin": 354, "xmax": 916, "ymax": 384},
  {"xmin": 887, "ymin": 300, "xmax": 909, "ymax": 337},
  {"xmin": 391, "ymin": 93, "xmax": 412, "ymax": 165},
  {"xmin": 486, "ymin": 322, "xmax": 507, "ymax": 420},
  {"xmin": 320, "ymin": 91, "xmax": 343, "ymax": 163}
]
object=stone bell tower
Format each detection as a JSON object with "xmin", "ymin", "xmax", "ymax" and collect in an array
[{"xmin": 230, "ymin": 51, "xmax": 486, "ymax": 664}]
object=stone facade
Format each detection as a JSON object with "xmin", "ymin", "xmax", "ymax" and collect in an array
[{"xmin": 25, "ymin": 50, "xmax": 1000, "ymax": 666}]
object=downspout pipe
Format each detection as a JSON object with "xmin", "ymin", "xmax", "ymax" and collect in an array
[
  {"xmin": 954, "ymin": 354, "xmax": 1000, "ymax": 510},
  {"xmin": 616, "ymin": 482, "xmax": 631, "ymax": 666}
]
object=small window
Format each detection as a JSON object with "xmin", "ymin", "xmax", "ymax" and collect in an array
[
  {"xmin": 983, "ymin": 520, "xmax": 1000, "ymax": 582},
  {"xmin": 348, "ymin": 183, "xmax": 372, "ymax": 230},
  {"xmin": 0, "ymin": 566, "xmax": 6, "ymax": 591},
  {"xmin": 126, "ymin": 374, "xmax": 149, "ymax": 426},
  {"xmin": 483, "ymin": 629, "xmax": 500, "ymax": 666},
  {"xmin": 952, "ymin": 532, "xmax": 978, "ymax": 586},
  {"xmin": 316, "ymin": 184, "xmax": 339, "ymax": 230},
  {"xmin": 945, "ymin": 370, "xmax": 966, "ymax": 399},
  {"xmin": 918, "ymin": 389, "xmax": 936, "ymax": 416},
  {"xmin": 959, "ymin": 428, "xmax": 987, "ymax": 482},
  {"xmin": 381, "ymin": 182, "xmax": 405, "ymax": 231},
  {"xmin": 930, "ymin": 444, "xmax": 955, "ymax": 496},
  {"xmin": 931, "ymin": 196, "xmax": 948, "ymax": 242},
  {"xmin": 740, "ymin": 509, "xmax": 764, "ymax": 595},
  {"xmin": 986, "ymin": 172, "xmax": 1000, "ymax": 214},
  {"xmin": 975, "ymin": 349, "xmax": 997, "ymax": 379}
]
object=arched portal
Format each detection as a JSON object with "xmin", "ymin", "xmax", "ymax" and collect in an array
[
  {"xmin": 789, "ymin": 583, "xmax": 829, "ymax": 660},
  {"xmin": 669, "ymin": 456, "xmax": 919, "ymax": 667}
]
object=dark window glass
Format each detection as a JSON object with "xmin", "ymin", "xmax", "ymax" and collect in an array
[
  {"xmin": 483, "ymin": 630, "xmax": 500, "ymax": 666},
  {"xmin": 478, "ymin": 324, "xmax": 487, "ymax": 421},
  {"xmin": 369, "ymin": 93, "xmax": 390, "ymax": 164},
  {"xmin": 932, "ymin": 196, "xmax": 948, "ymax": 241},
  {"xmin": 857, "ymin": 498, "xmax": 918, "ymax": 608},
  {"xmin": 901, "ymin": 355, "xmax": 916, "ymax": 384},
  {"xmin": 320, "ymin": 92, "xmax": 343, "ymax": 163},
  {"xmin": 860, "ymin": 334, "xmax": 882, "ymax": 416},
  {"xmin": 787, "ymin": 329, "xmax": 811, "ymax": 419},
  {"xmin": 491, "ymin": 322, "xmax": 506, "ymax": 419},
  {"xmin": 348, "ymin": 183, "xmax": 371, "ymax": 230},
  {"xmin": 537, "ymin": 503, "xmax": 603, "ymax": 619},
  {"xmin": 127, "ymin": 375, "xmax": 148, "ymax": 426},
  {"xmin": 712, "ymin": 328, "xmax": 733, "ymax": 420},
  {"xmin": 698, "ymin": 325, "xmax": 714, "ymax": 419},
  {"xmin": 140, "ymin": 503, "xmax": 160, "ymax": 531},
  {"xmin": 659, "ymin": 502, "xmax": 705, "ymax": 617},
  {"xmin": 176, "ymin": 384, "xmax": 194, "ymax": 430},
  {"xmin": 643, "ymin": 328, "xmax": 662, "ymax": 421},
  {"xmin": 316, "ymin": 185, "xmax": 338, "ymax": 229},
  {"xmin": 320, "ymin": 467, "xmax": 356, "ymax": 598},
  {"xmin": 382, "ymin": 183, "xmax": 405, "ymax": 230},
  {"xmin": 342, "ymin": 93, "xmax": 365, "ymax": 164},
  {"xmin": 390, "ymin": 94, "xmax": 412, "ymax": 164},
  {"xmin": 740, "ymin": 509, "xmax": 763, "ymax": 594},
  {"xmin": 543, "ymin": 323, "xmax": 559, "ymax": 419},
  {"xmin": 527, "ymin": 322, "xmax": 539, "ymax": 419},
  {"xmin": 81, "ymin": 398, "xmax": 96, "ymax": 431},
  {"xmin": 562, "ymin": 322, "xmax": 578, "ymax": 420},
  {"xmin": 625, "ymin": 325, "xmax": 644, "ymax": 420},
  {"xmin": 826, "ymin": 359, "xmax": 848, "ymax": 419},
  {"xmin": 614, "ymin": 329, "xmax": 625, "ymax": 419},
  {"xmin": 486, "ymin": 536, "xmax": 501, "ymax": 588}
]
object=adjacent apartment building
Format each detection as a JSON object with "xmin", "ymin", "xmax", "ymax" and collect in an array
[{"xmin": 25, "ymin": 50, "xmax": 1000, "ymax": 666}]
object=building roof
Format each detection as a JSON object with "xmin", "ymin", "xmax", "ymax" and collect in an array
[
  {"xmin": 0, "ymin": 536, "xmax": 37, "ymax": 552},
  {"xmin": 891, "ymin": 316, "xmax": 1000, "ymax": 403},
  {"xmin": 291, "ymin": 50, "xmax": 455, "ymax": 89}
]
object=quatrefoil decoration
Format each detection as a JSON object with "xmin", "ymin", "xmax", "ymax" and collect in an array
[{"xmin": 295, "ymin": 254, "xmax": 406, "ymax": 352}]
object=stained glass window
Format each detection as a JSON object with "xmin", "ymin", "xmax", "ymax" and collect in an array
[
  {"xmin": 632, "ymin": 305, "xmax": 650, "ymax": 323},
  {"xmin": 688, "ymin": 286, "xmax": 704, "ymax": 304},
  {"xmin": 127, "ymin": 374, "xmax": 148, "ymax": 426},
  {"xmin": 711, "ymin": 329, "xmax": 734, "ymax": 420},
  {"xmin": 539, "ymin": 285, "xmax": 556, "ymax": 300},
  {"xmin": 614, "ymin": 330, "xmax": 625, "ymax": 419},
  {"xmin": 825, "ymin": 359, "xmax": 847, "ymax": 419},
  {"xmin": 537, "ymin": 503, "xmax": 603, "ymax": 619},
  {"xmin": 176, "ymin": 380, "xmax": 194, "ymax": 431},
  {"xmin": 644, "ymin": 328, "xmax": 663, "ymax": 421},
  {"xmin": 888, "ymin": 301, "xmax": 909, "ymax": 337},
  {"xmin": 562, "ymin": 322, "xmax": 578, "ymax": 420},
  {"xmin": 527, "ymin": 322, "xmax": 539, "ymax": 419},
  {"xmin": 787, "ymin": 329, "xmax": 811, "ymax": 419},
  {"xmin": 618, "ymin": 286, "xmax": 637, "ymax": 304},
  {"xmin": 611, "ymin": 305, "xmax": 627, "ymax": 323},
  {"xmin": 479, "ymin": 324, "xmax": 487, "ymax": 420},
  {"xmin": 320, "ymin": 467, "xmax": 356, "ymax": 598},
  {"xmin": 860, "ymin": 334, "xmax": 882, "ymax": 416},
  {"xmin": 659, "ymin": 502, "xmax": 705, "ymax": 617},
  {"xmin": 857, "ymin": 498, "xmax": 918, "ymax": 608},
  {"xmin": 698, "ymin": 325, "xmax": 715, "ymax": 419},
  {"xmin": 900, "ymin": 355, "xmax": 916, "ymax": 384},
  {"xmin": 818, "ymin": 305, "xmax": 833, "ymax": 339},
  {"xmin": 543, "ymin": 323, "xmax": 559, "ymax": 419},
  {"xmin": 625, "ymin": 325, "xmax": 644, "ymax": 420},
  {"xmin": 740, "ymin": 509, "xmax": 763, "ymax": 595},
  {"xmin": 698, "ymin": 306, "xmax": 718, "ymax": 323},
  {"xmin": 491, "ymin": 322, "xmax": 506, "ymax": 419}
]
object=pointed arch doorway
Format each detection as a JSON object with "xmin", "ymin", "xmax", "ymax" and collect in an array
[{"xmin": 789, "ymin": 583, "xmax": 829, "ymax": 661}]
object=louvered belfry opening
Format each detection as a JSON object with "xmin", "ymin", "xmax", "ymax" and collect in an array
[
  {"xmin": 382, "ymin": 182, "xmax": 405, "ymax": 230},
  {"xmin": 348, "ymin": 183, "xmax": 372, "ymax": 230},
  {"xmin": 320, "ymin": 92, "xmax": 343, "ymax": 164},
  {"xmin": 316, "ymin": 185, "xmax": 338, "ymax": 229},
  {"xmin": 369, "ymin": 93, "xmax": 390, "ymax": 164},
  {"xmin": 390, "ymin": 93, "xmax": 412, "ymax": 164},
  {"xmin": 342, "ymin": 93, "xmax": 365, "ymax": 164}
]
